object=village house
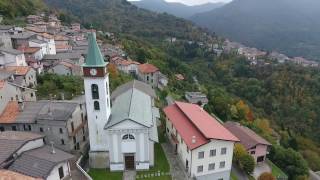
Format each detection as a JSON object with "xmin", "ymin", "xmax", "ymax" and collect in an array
[
  {"xmin": 175, "ymin": 74, "xmax": 185, "ymax": 81},
  {"xmin": 224, "ymin": 122, "xmax": 271, "ymax": 163},
  {"xmin": 158, "ymin": 73, "xmax": 169, "ymax": 90},
  {"xmin": 26, "ymin": 15, "xmax": 43, "ymax": 24},
  {"xmin": 185, "ymin": 92, "xmax": 209, "ymax": 106},
  {"xmin": 54, "ymin": 35, "xmax": 71, "ymax": 53},
  {"xmin": 82, "ymin": 32, "xmax": 159, "ymax": 170},
  {"xmin": 71, "ymin": 23, "xmax": 81, "ymax": 32},
  {"xmin": 0, "ymin": 99, "xmax": 89, "ymax": 153},
  {"xmin": 10, "ymin": 32, "xmax": 36, "ymax": 49},
  {"xmin": 163, "ymin": 102, "xmax": 239, "ymax": 180},
  {"xmin": 137, "ymin": 63, "xmax": 160, "ymax": 88},
  {"xmin": 0, "ymin": 47, "xmax": 27, "ymax": 67},
  {"xmin": 0, "ymin": 131, "xmax": 74, "ymax": 180},
  {"xmin": 116, "ymin": 59, "xmax": 140, "ymax": 75},
  {"xmin": 50, "ymin": 60, "xmax": 82, "ymax": 76},
  {"xmin": 0, "ymin": 26, "xmax": 13, "ymax": 49},
  {"xmin": 36, "ymin": 33, "xmax": 57, "ymax": 55}
]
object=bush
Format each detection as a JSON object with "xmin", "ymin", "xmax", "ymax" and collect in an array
[{"xmin": 258, "ymin": 172, "xmax": 275, "ymax": 180}]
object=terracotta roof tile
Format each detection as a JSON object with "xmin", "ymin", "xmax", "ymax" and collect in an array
[
  {"xmin": 0, "ymin": 170, "xmax": 43, "ymax": 180},
  {"xmin": 0, "ymin": 80, "xmax": 5, "ymax": 90},
  {"xmin": 18, "ymin": 47, "xmax": 40, "ymax": 54},
  {"xmin": 138, "ymin": 63, "xmax": 159, "ymax": 74},
  {"xmin": 0, "ymin": 101, "xmax": 20, "ymax": 124},
  {"xmin": 175, "ymin": 74, "xmax": 185, "ymax": 81},
  {"xmin": 163, "ymin": 102, "xmax": 239, "ymax": 150},
  {"xmin": 119, "ymin": 60, "xmax": 140, "ymax": 66},
  {"xmin": 5, "ymin": 66, "xmax": 31, "ymax": 76}
]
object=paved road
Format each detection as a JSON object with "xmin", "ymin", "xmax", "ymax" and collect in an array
[
  {"xmin": 253, "ymin": 162, "xmax": 271, "ymax": 179},
  {"xmin": 123, "ymin": 170, "xmax": 136, "ymax": 180},
  {"xmin": 309, "ymin": 170, "xmax": 320, "ymax": 180},
  {"xmin": 161, "ymin": 143, "xmax": 191, "ymax": 180},
  {"xmin": 232, "ymin": 165, "xmax": 248, "ymax": 180}
]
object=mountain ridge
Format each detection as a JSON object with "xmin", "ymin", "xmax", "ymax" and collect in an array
[
  {"xmin": 191, "ymin": 0, "xmax": 320, "ymax": 61},
  {"xmin": 131, "ymin": 0, "xmax": 225, "ymax": 18}
]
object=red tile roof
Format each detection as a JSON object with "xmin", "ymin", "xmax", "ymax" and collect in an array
[
  {"xmin": 119, "ymin": 60, "xmax": 140, "ymax": 66},
  {"xmin": 0, "ymin": 80, "xmax": 5, "ymax": 90},
  {"xmin": 0, "ymin": 101, "xmax": 20, "ymax": 124},
  {"xmin": 0, "ymin": 170, "xmax": 43, "ymax": 180},
  {"xmin": 175, "ymin": 74, "xmax": 185, "ymax": 81},
  {"xmin": 224, "ymin": 121, "xmax": 271, "ymax": 150},
  {"xmin": 138, "ymin": 63, "xmax": 159, "ymax": 74},
  {"xmin": 163, "ymin": 102, "xmax": 239, "ymax": 150},
  {"xmin": 5, "ymin": 66, "xmax": 31, "ymax": 76},
  {"xmin": 18, "ymin": 47, "xmax": 40, "ymax": 54}
]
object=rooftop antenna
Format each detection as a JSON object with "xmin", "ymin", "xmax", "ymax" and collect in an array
[{"xmin": 50, "ymin": 141, "xmax": 56, "ymax": 154}]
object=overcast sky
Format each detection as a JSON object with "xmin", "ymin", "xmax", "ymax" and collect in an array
[
  {"xmin": 129, "ymin": 0, "xmax": 232, "ymax": 6},
  {"xmin": 165, "ymin": 0, "xmax": 232, "ymax": 6}
]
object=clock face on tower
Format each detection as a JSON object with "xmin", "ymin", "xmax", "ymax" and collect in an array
[{"xmin": 90, "ymin": 68, "xmax": 97, "ymax": 76}]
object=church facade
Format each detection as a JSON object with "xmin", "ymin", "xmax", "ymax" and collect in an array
[{"xmin": 82, "ymin": 32, "xmax": 158, "ymax": 171}]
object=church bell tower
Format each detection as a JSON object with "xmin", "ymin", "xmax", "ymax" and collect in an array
[{"xmin": 82, "ymin": 31, "xmax": 111, "ymax": 168}]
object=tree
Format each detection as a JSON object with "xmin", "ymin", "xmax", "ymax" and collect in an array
[
  {"xmin": 240, "ymin": 154, "xmax": 255, "ymax": 174},
  {"xmin": 233, "ymin": 144, "xmax": 255, "ymax": 175},
  {"xmin": 269, "ymin": 145, "xmax": 309, "ymax": 179},
  {"xmin": 258, "ymin": 172, "xmax": 275, "ymax": 180}
]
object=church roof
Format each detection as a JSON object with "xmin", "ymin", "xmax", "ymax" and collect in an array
[
  {"xmin": 82, "ymin": 32, "xmax": 107, "ymax": 67},
  {"xmin": 111, "ymin": 80, "xmax": 157, "ymax": 101},
  {"xmin": 105, "ymin": 88, "xmax": 159, "ymax": 142}
]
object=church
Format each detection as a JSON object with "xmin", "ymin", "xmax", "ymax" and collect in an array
[{"xmin": 82, "ymin": 31, "xmax": 159, "ymax": 171}]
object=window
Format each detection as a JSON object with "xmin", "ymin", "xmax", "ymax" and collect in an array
[
  {"xmin": 221, "ymin": 147, "xmax": 227, "ymax": 155},
  {"xmin": 198, "ymin": 151, "xmax": 204, "ymax": 159},
  {"xmin": 83, "ymin": 136, "xmax": 86, "ymax": 142},
  {"xmin": 94, "ymin": 101, "xmax": 100, "ymax": 110},
  {"xmin": 122, "ymin": 134, "xmax": 135, "ymax": 140},
  {"xmin": 0, "ymin": 126, "xmax": 4, "ymax": 132},
  {"xmin": 210, "ymin": 149, "xmax": 216, "ymax": 157},
  {"xmin": 28, "ymin": 125, "xmax": 32, "ymax": 131},
  {"xmin": 219, "ymin": 161, "xmax": 225, "ymax": 169},
  {"xmin": 12, "ymin": 126, "xmax": 17, "ymax": 131},
  {"xmin": 40, "ymin": 127, "xmax": 43, "ymax": 132},
  {"xmin": 147, "ymin": 76, "xmax": 149, "ymax": 81},
  {"xmin": 31, "ymin": 93, "xmax": 33, "ymax": 97},
  {"xmin": 80, "ymin": 104, "xmax": 82, "ymax": 110},
  {"xmin": 208, "ymin": 163, "xmax": 215, "ymax": 171},
  {"xmin": 71, "ymin": 122, "xmax": 75, "ymax": 132},
  {"xmin": 73, "ymin": 137, "xmax": 76, "ymax": 144},
  {"xmin": 61, "ymin": 139, "xmax": 65, "ymax": 145},
  {"xmin": 91, "ymin": 84, "xmax": 99, "ymax": 99},
  {"xmin": 59, "ymin": 128, "xmax": 63, "ymax": 134},
  {"xmin": 251, "ymin": 151, "xmax": 256, "ymax": 155},
  {"xmin": 197, "ymin": 165, "xmax": 203, "ymax": 173}
]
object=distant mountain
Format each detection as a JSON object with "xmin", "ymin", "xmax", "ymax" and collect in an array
[
  {"xmin": 191, "ymin": 0, "xmax": 320, "ymax": 60},
  {"xmin": 44, "ymin": 0, "xmax": 205, "ymax": 40},
  {"xmin": 0, "ymin": 0, "xmax": 46, "ymax": 19},
  {"xmin": 131, "ymin": 0, "xmax": 225, "ymax": 18}
]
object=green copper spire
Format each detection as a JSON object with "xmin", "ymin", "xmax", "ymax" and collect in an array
[{"xmin": 83, "ymin": 32, "xmax": 107, "ymax": 67}]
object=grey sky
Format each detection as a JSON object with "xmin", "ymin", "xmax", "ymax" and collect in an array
[
  {"xmin": 165, "ymin": 0, "xmax": 232, "ymax": 5},
  {"xmin": 129, "ymin": 0, "xmax": 232, "ymax": 6}
]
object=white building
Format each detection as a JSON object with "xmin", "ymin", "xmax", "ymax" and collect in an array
[
  {"xmin": 164, "ymin": 102, "xmax": 239, "ymax": 180},
  {"xmin": 83, "ymin": 32, "xmax": 158, "ymax": 170},
  {"xmin": 0, "ymin": 47, "xmax": 27, "ymax": 67}
]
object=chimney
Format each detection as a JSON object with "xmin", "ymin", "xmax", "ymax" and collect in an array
[
  {"xmin": 50, "ymin": 141, "xmax": 56, "ymax": 154},
  {"xmin": 192, "ymin": 136, "xmax": 196, "ymax": 144},
  {"xmin": 18, "ymin": 100, "xmax": 24, "ymax": 112}
]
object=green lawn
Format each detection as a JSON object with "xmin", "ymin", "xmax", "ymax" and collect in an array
[
  {"xmin": 231, "ymin": 171, "xmax": 238, "ymax": 180},
  {"xmin": 267, "ymin": 159, "xmax": 288, "ymax": 179},
  {"xmin": 88, "ymin": 169, "xmax": 122, "ymax": 180},
  {"xmin": 137, "ymin": 143, "xmax": 171, "ymax": 180}
]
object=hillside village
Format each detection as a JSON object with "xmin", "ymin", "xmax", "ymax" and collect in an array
[{"xmin": 0, "ymin": 10, "xmax": 317, "ymax": 180}]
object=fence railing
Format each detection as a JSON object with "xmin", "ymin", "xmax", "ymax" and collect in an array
[{"xmin": 76, "ymin": 155, "xmax": 93, "ymax": 180}]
